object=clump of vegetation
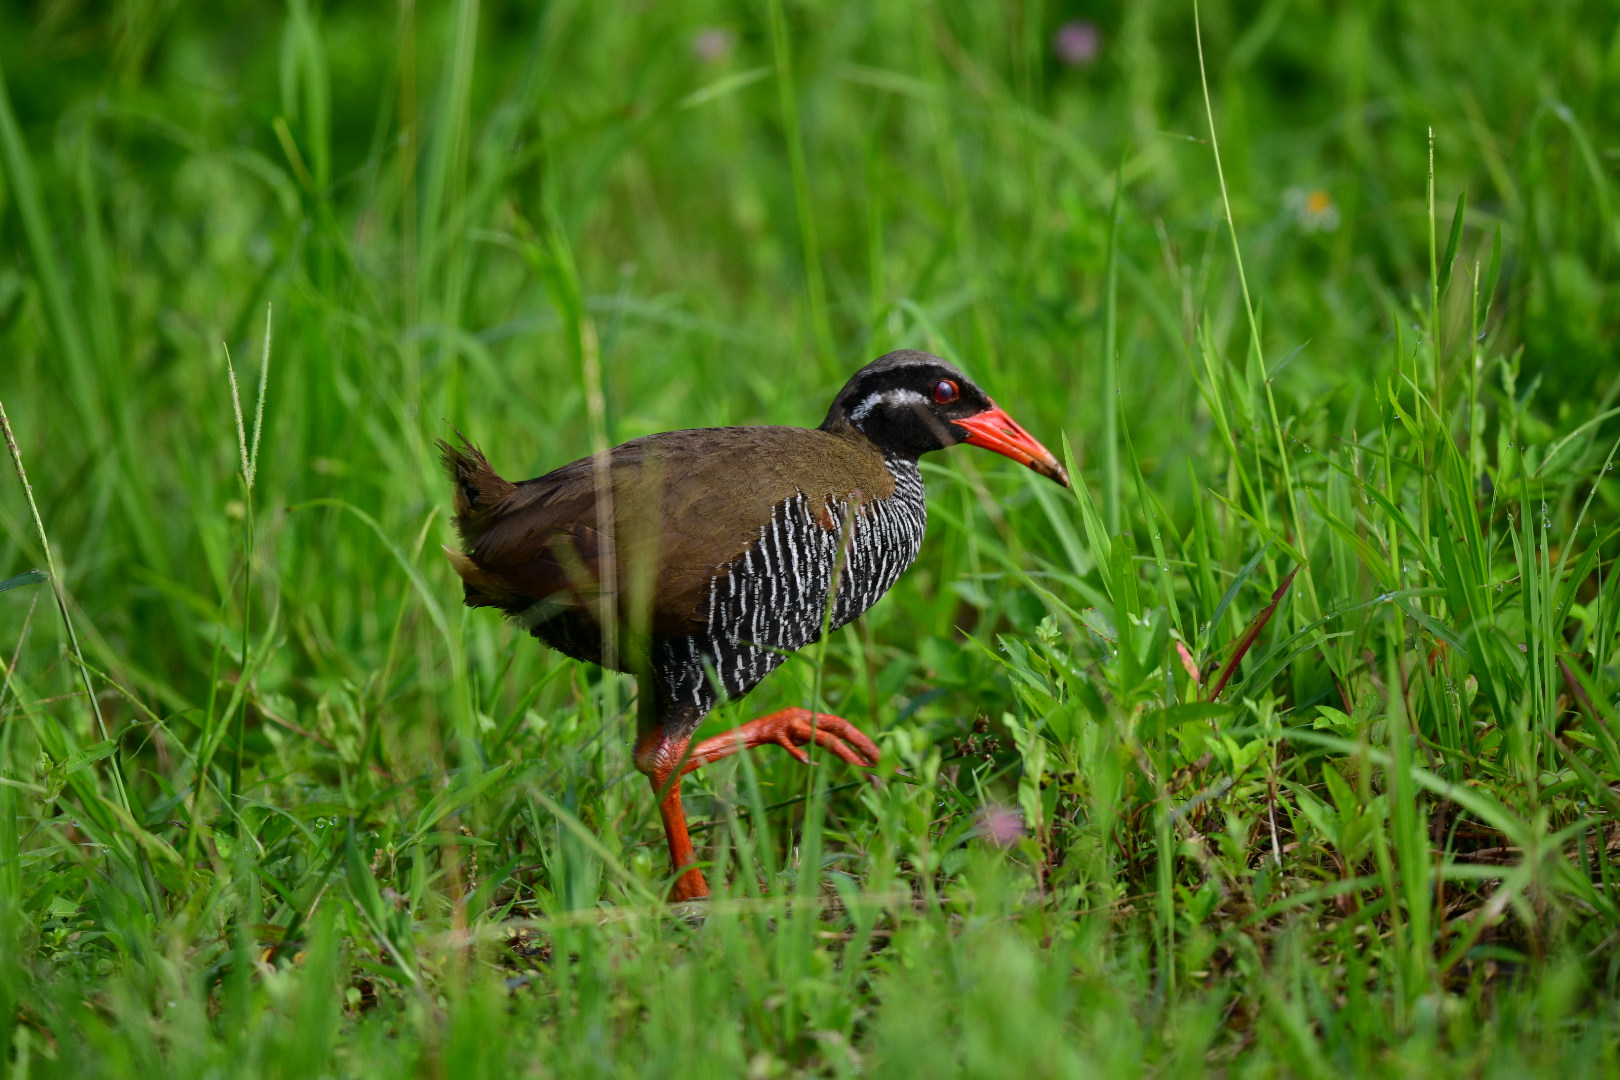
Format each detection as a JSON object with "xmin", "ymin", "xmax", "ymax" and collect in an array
[{"xmin": 1, "ymin": 1, "xmax": 1619, "ymax": 1075}]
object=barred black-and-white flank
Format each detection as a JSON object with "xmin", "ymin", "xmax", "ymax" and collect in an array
[{"xmin": 655, "ymin": 457, "xmax": 926, "ymax": 712}]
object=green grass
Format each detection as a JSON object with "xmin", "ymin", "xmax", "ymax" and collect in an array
[{"xmin": 1, "ymin": 0, "xmax": 1620, "ymax": 1075}]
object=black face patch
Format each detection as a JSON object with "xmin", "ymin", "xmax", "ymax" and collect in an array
[{"xmin": 825, "ymin": 351, "xmax": 993, "ymax": 457}]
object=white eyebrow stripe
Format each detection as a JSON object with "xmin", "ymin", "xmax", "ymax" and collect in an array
[{"xmin": 849, "ymin": 388, "xmax": 927, "ymax": 425}]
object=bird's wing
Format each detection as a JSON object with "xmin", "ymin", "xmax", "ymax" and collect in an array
[{"xmin": 464, "ymin": 427, "xmax": 896, "ymax": 635}]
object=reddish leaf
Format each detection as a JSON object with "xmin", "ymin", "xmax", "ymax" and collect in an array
[{"xmin": 1205, "ymin": 566, "xmax": 1299, "ymax": 703}]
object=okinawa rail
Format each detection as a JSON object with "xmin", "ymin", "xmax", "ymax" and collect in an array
[{"xmin": 440, "ymin": 350, "xmax": 1068, "ymax": 901}]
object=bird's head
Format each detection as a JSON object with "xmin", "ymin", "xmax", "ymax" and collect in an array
[{"xmin": 821, "ymin": 350, "xmax": 1069, "ymax": 487}]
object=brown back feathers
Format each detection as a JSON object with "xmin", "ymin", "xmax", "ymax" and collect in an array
[{"xmin": 439, "ymin": 425, "xmax": 897, "ymax": 638}]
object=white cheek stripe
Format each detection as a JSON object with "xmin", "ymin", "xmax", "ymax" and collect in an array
[{"xmin": 849, "ymin": 388, "xmax": 927, "ymax": 426}]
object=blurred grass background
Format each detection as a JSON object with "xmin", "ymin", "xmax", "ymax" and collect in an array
[{"xmin": 1, "ymin": 0, "xmax": 1620, "ymax": 1075}]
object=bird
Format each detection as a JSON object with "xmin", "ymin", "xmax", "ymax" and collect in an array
[{"xmin": 440, "ymin": 349, "xmax": 1068, "ymax": 901}]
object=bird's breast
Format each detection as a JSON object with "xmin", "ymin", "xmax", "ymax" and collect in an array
[{"xmin": 701, "ymin": 456, "xmax": 927, "ymax": 657}]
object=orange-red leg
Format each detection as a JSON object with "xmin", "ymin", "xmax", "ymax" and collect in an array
[
  {"xmin": 635, "ymin": 732, "xmax": 710, "ymax": 901},
  {"xmin": 682, "ymin": 707, "xmax": 881, "ymax": 775},
  {"xmin": 635, "ymin": 708, "xmax": 881, "ymax": 902},
  {"xmin": 654, "ymin": 776, "xmax": 709, "ymax": 901}
]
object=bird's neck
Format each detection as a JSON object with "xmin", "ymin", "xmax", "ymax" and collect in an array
[{"xmin": 818, "ymin": 413, "xmax": 925, "ymax": 467}]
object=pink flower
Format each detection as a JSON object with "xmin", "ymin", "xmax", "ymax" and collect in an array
[
  {"xmin": 978, "ymin": 805, "xmax": 1026, "ymax": 848},
  {"xmin": 1053, "ymin": 21, "xmax": 1101, "ymax": 67},
  {"xmin": 691, "ymin": 28, "xmax": 733, "ymax": 63},
  {"xmin": 1176, "ymin": 640, "xmax": 1201, "ymax": 685}
]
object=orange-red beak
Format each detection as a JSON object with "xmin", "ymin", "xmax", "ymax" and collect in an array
[{"xmin": 953, "ymin": 402, "xmax": 1069, "ymax": 487}]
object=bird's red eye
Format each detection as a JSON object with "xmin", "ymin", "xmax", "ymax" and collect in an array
[{"xmin": 932, "ymin": 380, "xmax": 959, "ymax": 404}]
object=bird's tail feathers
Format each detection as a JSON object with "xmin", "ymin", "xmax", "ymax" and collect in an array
[{"xmin": 438, "ymin": 431, "xmax": 517, "ymax": 542}]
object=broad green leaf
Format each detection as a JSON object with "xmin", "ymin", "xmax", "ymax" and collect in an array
[{"xmin": 0, "ymin": 569, "xmax": 47, "ymax": 594}]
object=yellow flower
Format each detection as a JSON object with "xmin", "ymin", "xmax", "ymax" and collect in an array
[{"xmin": 1286, "ymin": 186, "xmax": 1341, "ymax": 233}]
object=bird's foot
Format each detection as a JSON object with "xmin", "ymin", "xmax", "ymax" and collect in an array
[
  {"xmin": 682, "ymin": 707, "xmax": 881, "ymax": 774},
  {"xmin": 667, "ymin": 866, "xmax": 710, "ymax": 903}
]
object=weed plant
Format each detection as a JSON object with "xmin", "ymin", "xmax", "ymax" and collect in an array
[{"xmin": 2, "ymin": 1, "xmax": 1620, "ymax": 1076}]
